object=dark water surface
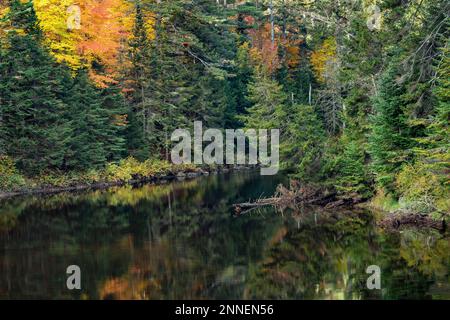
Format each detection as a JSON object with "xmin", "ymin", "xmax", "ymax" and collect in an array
[{"xmin": 0, "ymin": 171, "xmax": 449, "ymax": 299}]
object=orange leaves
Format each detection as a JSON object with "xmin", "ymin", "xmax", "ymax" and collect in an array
[
  {"xmin": 285, "ymin": 45, "xmax": 301, "ymax": 68},
  {"xmin": 88, "ymin": 71, "xmax": 119, "ymax": 89},
  {"xmin": 30, "ymin": 0, "xmax": 155, "ymax": 87},
  {"xmin": 245, "ymin": 21, "xmax": 305, "ymax": 75},
  {"xmin": 77, "ymin": 0, "xmax": 134, "ymax": 86},
  {"xmin": 243, "ymin": 15, "xmax": 255, "ymax": 25},
  {"xmin": 247, "ymin": 23, "xmax": 280, "ymax": 74}
]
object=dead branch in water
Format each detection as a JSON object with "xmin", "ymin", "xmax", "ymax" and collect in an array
[
  {"xmin": 233, "ymin": 182, "xmax": 447, "ymax": 232},
  {"xmin": 233, "ymin": 182, "xmax": 356, "ymax": 215},
  {"xmin": 378, "ymin": 213, "xmax": 447, "ymax": 232}
]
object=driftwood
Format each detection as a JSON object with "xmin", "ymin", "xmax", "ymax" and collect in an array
[
  {"xmin": 378, "ymin": 213, "xmax": 447, "ymax": 232},
  {"xmin": 233, "ymin": 182, "xmax": 354, "ymax": 215},
  {"xmin": 233, "ymin": 182, "xmax": 447, "ymax": 232}
]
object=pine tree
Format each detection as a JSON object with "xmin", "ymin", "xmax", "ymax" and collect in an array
[
  {"xmin": 64, "ymin": 70, "xmax": 108, "ymax": 170},
  {"xmin": 0, "ymin": 1, "xmax": 71, "ymax": 175},
  {"xmin": 280, "ymin": 104, "xmax": 326, "ymax": 181},
  {"xmin": 368, "ymin": 61, "xmax": 412, "ymax": 190},
  {"xmin": 123, "ymin": 1, "xmax": 152, "ymax": 160},
  {"xmin": 336, "ymin": 139, "xmax": 371, "ymax": 197},
  {"xmin": 240, "ymin": 68, "xmax": 286, "ymax": 129}
]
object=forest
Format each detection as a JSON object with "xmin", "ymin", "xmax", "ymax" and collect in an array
[{"xmin": 0, "ymin": 0, "xmax": 448, "ymax": 220}]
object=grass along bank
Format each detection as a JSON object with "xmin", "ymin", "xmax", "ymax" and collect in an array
[{"xmin": 0, "ymin": 156, "xmax": 244, "ymax": 199}]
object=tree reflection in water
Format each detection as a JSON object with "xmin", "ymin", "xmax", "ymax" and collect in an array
[{"xmin": 0, "ymin": 171, "xmax": 448, "ymax": 299}]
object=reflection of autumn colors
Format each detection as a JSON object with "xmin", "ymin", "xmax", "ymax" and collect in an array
[
  {"xmin": 0, "ymin": 172, "xmax": 448, "ymax": 299},
  {"xmin": 244, "ymin": 211, "xmax": 450, "ymax": 300}
]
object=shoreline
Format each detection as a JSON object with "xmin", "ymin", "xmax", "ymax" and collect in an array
[
  {"xmin": 0, "ymin": 165, "xmax": 254, "ymax": 201},
  {"xmin": 1, "ymin": 168, "xmax": 446, "ymax": 232}
]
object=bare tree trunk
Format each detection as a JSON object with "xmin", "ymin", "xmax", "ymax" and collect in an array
[
  {"xmin": 309, "ymin": 83, "xmax": 312, "ymax": 105},
  {"xmin": 270, "ymin": 0, "xmax": 275, "ymax": 44},
  {"xmin": 282, "ymin": 0, "xmax": 287, "ymax": 40}
]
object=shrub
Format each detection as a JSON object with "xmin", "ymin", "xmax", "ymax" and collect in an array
[
  {"xmin": 0, "ymin": 156, "xmax": 26, "ymax": 191},
  {"xmin": 105, "ymin": 157, "xmax": 174, "ymax": 182},
  {"xmin": 396, "ymin": 163, "xmax": 449, "ymax": 216}
]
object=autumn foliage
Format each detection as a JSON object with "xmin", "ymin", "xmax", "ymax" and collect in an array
[{"xmin": 30, "ymin": 0, "xmax": 153, "ymax": 87}]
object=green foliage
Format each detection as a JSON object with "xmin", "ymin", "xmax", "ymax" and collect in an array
[
  {"xmin": 105, "ymin": 157, "xmax": 172, "ymax": 182},
  {"xmin": 65, "ymin": 70, "xmax": 108, "ymax": 170},
  {"xmin": 368, "ymin": 61, "xmax": 413, "ymax": 191},
  {"xmin": 64, "ymin": 70, "xmax": 127, "ymax": 170},
  {"xmin": 122, "ymin": 0, "xmax": 239, "ymax": 159},
  {"xmin": 0, "ymin": 0, "xmax": 448, "ymax": 222},
  {"xmin": 280, "ymin": 104, "xmax": 326, "ymax": 182},
  {"xmin": 0, "ymin": 155, "xmax": 26, "ymax": 190},
  {"xmin": 335, "ymin": 140, "xmax": 372, "ymax": 198},
  {"xmin": 390, "ymin": 43, "xmax": 449, "ymax": 216},
  {"xmin": 0, "ymin": 30, "xmax": 72, "ymax": 175},
  {"xmin": 396, "ymin": 163, "xmax": 449, "ymax": 216},
  {"xmin": 370, "ymin": 189, "xmax": 400, "ymax": 213},
  {"xmin": 239, "ymin": 68, "xmax": 286, "ymax": 129},
  {"xmin": 0, "ymin": 0, "xmax": 127, "ymax": 176}
]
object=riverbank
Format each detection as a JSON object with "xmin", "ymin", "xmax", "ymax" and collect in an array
[
  {"xmin": 232, "ymin": 181, "xmax": 448, "ymax": 230},
  {"xmin": 1, "ymin": 157, "xmax": 447, "ymax": 231},
  {"xmin": 2, "ymin": 168, "xmax": 448, "ymax": 300},
  {"xmin": 0, "ymin": 156, "xmax": 254, "ymax": 200}
]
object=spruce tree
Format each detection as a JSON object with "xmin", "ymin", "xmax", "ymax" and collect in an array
[
  {"xmin": 123, "ymin": 1, "xmax": 152, "ymax": 160},
  {"xmin": 240, "ymin": 68, "xmax": 286, "ymax": 129},
  {"xmin": 368, "ymin": 61, "xmax": 412, "ymax": 190},
  {"xmin": 64, "ymin": 70, "xmax": 107, "ymax": 170},
  {"xmin": 0, "ymin": 0, "xmax": 71, "ymax": 175},
  {"xmin": 99, "ymin": 84, "xmax": 128, "ymax": 162},
  {"xmin": 280, "ymin": 104, "xmax": 326, "ymax": 181}
]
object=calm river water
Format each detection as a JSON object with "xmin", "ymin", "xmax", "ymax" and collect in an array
[{"xmin": 0, "ymin": 171, "xmax": 449, "ymax": 299}]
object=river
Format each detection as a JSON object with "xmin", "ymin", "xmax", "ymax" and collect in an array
[{"xmin": 0, "ymin": 171, "xmax": 449, "ymax": 299}]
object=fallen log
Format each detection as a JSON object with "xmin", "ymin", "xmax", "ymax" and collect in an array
[
  {"xmin": 233, "ymin": 182, "xmax": 341, "ymax": 215},
  {"xmin": 378, "ymin": 213, "xmax": 447, "ymax": 232}
]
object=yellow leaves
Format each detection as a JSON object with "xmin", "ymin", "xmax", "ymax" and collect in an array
[
  {"xmin": 28, "ymin": 1, "xmax": 156, "ymax": 86},
  {"xmin": 1, "ymin": 1, "xmax": 155, "ymax": 86},
  {"xmin": 0, "ymin": 5, "xmax": 11, "ymax": 41},
  {"xmin": 0, "ymin": 4, "xmax": 9, "ymax": 20},
  {"xmin": 249, "ymin": 46, "xmax": 263, "ymax": 66},
  {"xmin": 112, "ymin": 114, "xmax": 128, "ymax": 127},
  {"xmin": 0, "ymin": 3, "xmax": 27, "ymax": 40},
  {"xmin": 33, "ymin": 0, "xmax": 83, "ymax": 69},
  {"xmin": 310, "ymin": 37, "xmax": 337, "ymax": 83},
  {"xmin": 396, "ymin": 162, "xmax": 449, "ymax": 214}
]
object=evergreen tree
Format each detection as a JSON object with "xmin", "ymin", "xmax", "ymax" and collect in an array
[
  {"xmin": 369, "ymin": 61, "xmax": 413, "ymax": 190},
  {"xmin": 280, "ymin": 104, "xmax": 326, "ymax": 182},
  {"xmin": 99, "ymin": 84, "xmax": 128, "ymax": 162},
  {"xmin": 335, "ymin": 139, "xmax": 371, "ymax": 197},
  {"xmin": 123, "ymin": 1, "xmax": 152, "ymax": 160},
  {"xmin": 240, "ymin": 67, "xmax": 286, "ymax": 129},
  {"xmin": 64, "ymin": 70, "xmax": 107, "ymax": 170},
  {"xmin": 0, "ymin": 1, "xmax": 71, "ymax": 175}
]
